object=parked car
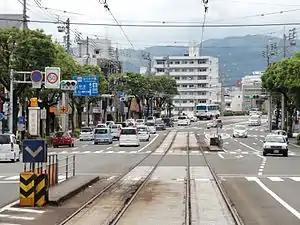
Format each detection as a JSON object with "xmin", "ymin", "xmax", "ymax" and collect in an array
[
  {"xmin": 207, "ymin": 119, "xmax": 223, "ymax": 129},
  {"xmin": 111, "ymin": 124, "xmax": 122, "ymax": 140},
  {"xmin": 145, "ymin": 122, "xmax": 156, "ymax": 134},
  {"xmin": 52, "ymin": 131, "xmax": 75, "ymax": 148},
  {"xmin": 0, "ymin": 133, "xmax": 20, "ymax": 162},
  {"xmin": 93, "ymin": 128, "xmax": 113, "ymax": 144},
  {"xmin": 178, "ymin": 116, "xmax": 190, "ymax": 126},
  {"xmin": 137, "ymin": 125, "xmax": 150, "ymax": 141},
  {"xmin": 263, "ymin": 134, "xmax": 288, "ymax": 157},
  {"xmin": 119, "ymin": 127, "xmax": 140, "ymax": 147},
  {"xmin": 79, "ymin": 127, "xmax": 94, "ymax": 141}
]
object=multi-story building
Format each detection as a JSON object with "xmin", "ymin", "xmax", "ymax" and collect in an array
[
  {"xmin": 241, "ymin": 72, "xmax": 266, "ymax": 111},
  {"xmin": 153, "ymin": 43, "xmax": 221, "ymax": 115}
]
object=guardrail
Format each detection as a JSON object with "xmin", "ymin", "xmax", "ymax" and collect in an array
[{"xmin": 24, "ymin": 153, "xmax": 76, "ymax": 186}]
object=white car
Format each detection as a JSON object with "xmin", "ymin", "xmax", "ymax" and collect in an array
[
  {"xmin": 178, "ymin": 116, "xmax": 190, "ymax": 126},
  {"xmin": 119, "ymin": 127, "xmax": 140, "ymax": 147},
  {"xmin": 137, "ymin": 125, "xmax": 150, "ymax": 141},
  {"xmin": 135, "ymin": 119, "xmax": 145, "ymax": 126},
  {"xmin": 233, "ymin": 125, "xmax": 248, "ymax": 138},
  {"xmin": 248, "ymin": 115, "xmax": 261, "ymax": 126},
  {"xmin": 0, "ymin": 133, "xmax": 20, "ymax": 162},
  {"xmin": 79, "ymin": 127, "xmax": 94, "ymax": 141},
  {"xmin": 111, "ymin": 124, "xmax": 122, "ymax": 140},
  {"xmin": 96, "ymin": 123, "xmax": 107, "ymax": 128},
  {"xmin": 125, "ymin": 119, "xmax": 136, "ymax": 127},
  {"xmin": 145, "ymin": 122, "xmax": 156, "ymax": 134},
  {"xmin": 272, "ymin": 130, "xmax": 288, "ymax": 144},
  {"xmin": 263, "ymin": 134, "xmax": 288, "ymax": 157},
  {"xmin": 146, "ymin": 116, "xmax": 156, "ymax": 124}
]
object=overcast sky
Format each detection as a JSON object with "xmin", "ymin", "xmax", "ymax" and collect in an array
[{"xmin": 1, "ymin": 0, "xmax": 300, "ymax": 49}]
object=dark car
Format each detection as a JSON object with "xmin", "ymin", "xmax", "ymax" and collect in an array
[
  {"xmin": 162, "ymin": 117, "xmax": 174, "ymax": 127},
  {"xmin": 155, "ymin": 120, "xmax": 166, "ymax": 130}
]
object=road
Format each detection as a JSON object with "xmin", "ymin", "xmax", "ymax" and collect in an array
[{"xmin": 203, "ymin": 117, "xmax": 300, "ymax": 224}]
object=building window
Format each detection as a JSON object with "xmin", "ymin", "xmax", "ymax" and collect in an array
[
  {"xmin": 182, "ymin": 76, "xmax": 187, "ymax": 80},
  {"xmin": 174, "ymin": 68, "xmax": 180, "ymax": 72},
  {"xmin": 181, "ymin": 69, "xmax": 187, "ymax": 72},
  {"xmin": 175, "ymin": 76, "xmax": 180, "ymax": 80},
  {"xmin": 183, "ymin": 61, "xmax": 188, "ymax": 64},
  {"xmin": 197, "ymin": 59, "xmax": 207, "ymax": 64},
  {"xmin": 157, "ymin": 68, "xmax": 164, "ymax": 72},
  {"xmin": 174, "ymin": 100, "xmax": 179, "ymax": 103},
  {"xmin": 189, "ymin": 100, "xmax": 194, "ymax": 103},
  {"xmin": 175, "ymin": 61, "xmax": 180, "ymax": 64},
  {"xmin": 197, "ymin": 76, "xmax": 206, "ymax": 80},
  {"xmin": 183, "ymin": 100, "xmax": 187, "ymax": 103},
  {"xmin": 188, "ymin": 77, "xmax": 193, "ymax": 80},
  {"xmin": 182, "ymin": 85, "xmax": 187, "ymax": 88},
  {"xmin": 94, "ymin": 49, "xmax": 100, "ymax": 54},
  {"xmin": 169, "ymin": 61, "xmax": 173, "ymax": 64},
  {"xmin": 188, "ymin": 69, "xmax": 194, "ymax": 72},
  {"xmin": 156, "ymin": 60, "xmax": 165, "ymax": 65},
  {"xmin": 198, "ymin": 68, "xmax": 207, "ymax": 72},
  {"xmin": 189, "ymin": 84, "xmax": 194, "ymax": 88},
  {"xmin": 189, "ymin": 61, "xmax": 194, "ymax": 64}
]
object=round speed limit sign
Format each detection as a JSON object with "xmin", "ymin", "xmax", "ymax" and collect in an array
[{"xmin": 46, "ymin": 72, "xmax": 58, "ymax": 84}]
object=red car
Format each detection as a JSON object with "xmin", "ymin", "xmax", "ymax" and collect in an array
[{"xmin": 52, "ymin": 131, "xmax": 75, "ymax": 148}]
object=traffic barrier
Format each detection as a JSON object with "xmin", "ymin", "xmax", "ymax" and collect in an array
[
  {"xmin": 34, "ymin": 174, "xmax": 48, "ymax": 206},
  {"xmin": 20, "ymin": 172, "xmax": 36, "ymax": 207}
]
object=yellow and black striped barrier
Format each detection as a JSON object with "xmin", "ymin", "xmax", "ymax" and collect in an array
[
  {"xmin": 20, "ymin": 172, "xmax": 36, "ymax": 207},
  {"xmin": 34, "ymin": 174, "xmax": 48, "ymax": 207}
]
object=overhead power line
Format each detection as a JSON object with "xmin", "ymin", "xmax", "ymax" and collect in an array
[{"xmin": 2, "ymin": 17, "xmax": 300, "ymax": 28}]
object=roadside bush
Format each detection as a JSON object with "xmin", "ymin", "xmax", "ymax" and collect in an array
[
  {"xmin": 74, "ymin": 128, "xmax": 81, "ymax": 138},
  {"xmin": 296, "ymin": 134, "xmax": 300, "ymax": 145}
]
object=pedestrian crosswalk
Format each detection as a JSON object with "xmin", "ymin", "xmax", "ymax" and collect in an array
[
  {"xmin": 0, "ymin": 174, "xmax": 67, "ymax": 184},
  {"xmin": 50, "ymin": 150, "xmax": 154, "ymax": 155},
  {"xmin": 245, "ymin": 176, "xmax": 300, "ymax": 182}
]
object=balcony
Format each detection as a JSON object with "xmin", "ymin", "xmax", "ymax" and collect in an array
[
  {"xmin": 169, "ymin": 71, "xmax": 209, "ymax": 76},
  {"xmin": 177, "ymin": 87, "xmax": 208, "ymax": 92},
  {"xmin": 176, "ymin": 79, "xmax": 209, "ymax": 84},
  {"xmin": 168, "ymin": 63, "xmax": 210, "ymax": 68},
  {"xmin": 173, "ymin": 94, "xmax": 209, "ymax": 100}
]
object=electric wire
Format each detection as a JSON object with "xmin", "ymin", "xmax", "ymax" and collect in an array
[
  {"xmin": 200, "ymin": 0, "xmax": 209, "ymax": 56},
  {"xmin": 2, "ymin": 17, "xmax": 300, "ymax": 27}
]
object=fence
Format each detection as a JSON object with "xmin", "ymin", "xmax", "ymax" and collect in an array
[{"xmin": 24, "ymin": 153, "xmax": 76, "ymax": 187}]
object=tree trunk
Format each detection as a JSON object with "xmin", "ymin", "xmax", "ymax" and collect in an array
[
  {"xmin": 276, "ymin": 98, "xmax": 280, "ymax": 127},
  {"xmin": 70, "ymin": 100, "xmax": 75, "ymax": 133},
  {"xmin": 77, "ymin": 107, "xmax": 83, "ymax": 128},
  {"xmin": 45, "ymin": 105, "xmax": 50, "ymax": 136},
  {"xmin": 145, "ymin": 97, "xmax": 150, "ymax": 117},
  {"xmin": 137, "ymin": 98, "xmax": 142, "ymax": 119}
]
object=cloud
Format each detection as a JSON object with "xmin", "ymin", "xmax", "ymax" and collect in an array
[{"xmin": 1, "ymin": 0, "xmax": 300, "ymax": 49}]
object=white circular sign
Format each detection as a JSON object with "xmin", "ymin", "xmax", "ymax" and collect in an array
[{"xmin": 46, "ymin": 72, "xmax": 58, "ymax": 84}]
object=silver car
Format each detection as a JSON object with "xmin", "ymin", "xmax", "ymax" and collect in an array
[{"xmin": 137, "ymin": 125, "xmax": 150, "ymax": 141}]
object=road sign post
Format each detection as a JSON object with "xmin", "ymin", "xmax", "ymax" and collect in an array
[
  {"xmin": 31, "ymin": 70, "xmax": 43, "ymax": 89},
  {"xmin": 45, "ymin": 67, "xmax": 60, "ymax": 89},
  {"xmin": 28, "ymin": 107, "xmax": 40, "ymax": 137},
  {"xmin": 23, "ymin": 140, "xmax": 48, "ymax": 163},
  {"xmin": 73, "ymin": 75, "xmax": 99, "ymax": 96}
]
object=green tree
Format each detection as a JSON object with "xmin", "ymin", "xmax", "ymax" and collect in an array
[{"xmin": 0, "ymin": 28, "xmax": 58, "ymax": 133}]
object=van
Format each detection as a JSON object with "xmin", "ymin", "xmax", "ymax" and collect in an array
[
  {"xmin": 94, "ymin": 128, "xmax": 113, "ymax": 144},
  {"xmin": 0, "ymin": 134, "xmax": 20, "ymax": 162},
  {"xmin": 119, "ymin": 128, "xmax": 140, "ymax": 147}
]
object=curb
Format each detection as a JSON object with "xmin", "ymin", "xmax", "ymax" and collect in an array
[{"xmin": 48, "ymin": 176, "xmax": 100, "ymax": 206}]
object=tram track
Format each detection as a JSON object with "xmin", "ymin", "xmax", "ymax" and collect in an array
[
  {"xmin": 197, "ymin": 136, "xmax": 244, "ymax": 225},
  {"xmin": 58, "ymin": 130, "xmax": 177, "ymax": 225}
]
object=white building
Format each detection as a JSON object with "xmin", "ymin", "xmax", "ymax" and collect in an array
[
  {"xmin": 153, "ymin": 43, "xmax": 221, "ymax": 115},
  {"xmin": 225, "ymin": 87, "xmax": 243, "ymax": 112},
  {"xmin": 241, "ymin": 72, "xmax": 266, "ymax": 111},
  {"xmin": 73, "ymin": 38, "xmax": 115, "ymax": 65}
]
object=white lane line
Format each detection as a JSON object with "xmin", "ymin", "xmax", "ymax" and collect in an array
[
  {"xmin": 4, "ymin": 176, "xmax": 19, "ymax": 180},
  {"xmin": 114, "ymin": 144, "xmax": 118, "ymax": 147},
  {"xmin": 290, "ymin": 177, "xmax": 300, "ymax": 181},
  {"xmin": 240, "ymin": 142, "xmax": 259, "ymax": 153},
  {"xmin": 268, "ymin": 177, "xmax": 284, "ymax": 182},
  {"xmin": 253, "ymin": 142, "xmax": 257, "ymax": 145},
  {"xmin": 0, "ymin": 223, "xmax": 22, "ymax": 225},
  {"xmin": 60, "ymin": 151, "xmax": 68, "ymax": 154},
  {"xmin": 257, "ymin": 156, "xmax": 267, "ymax": 176},
  {"xmin": 137, "ymin": 134, "xmax": 159, "ymax": 152},
  {"xmin": 241, "ymin": 151, "xmax": 248, "ymax": 154},
  {"xmin": 95, "ymin": 150, "xmax": 104, "ymax": 153},
  {"xmin": 82, "ymin": 151, "xmax": 91, "ymax": 154},
  {"xmin": 106, "ymin": 147, "xmax": 112, "ymax": 150},
  {"xmin": 5, "ymin": 207, "xmax": 45, "ymax": 213},
  {"xmin": 251, "ymin": 177, "xmax": 300, "ymax": 219},
  {"xmin": 106, "ymin": 151, "xmax": 114, "ymax": 153},
  {"xmin": 222, "ymin": 148, "xmax": 228, "ymax": 153},
  {"xmin": 71, "ymin": 151, "xmax": 79, "ymax": 154},
  {"xmin": 229, "ymin": 151, "xmax": 237, "ymax": 154},
  {"xmin": 218, "ymin": 153, "xmax": 224, "ymax": 159},
  {"xmin": 82, "ymin": 145, "xmax": 88, "ymax": 148},
  {"xmin": 130, "ymin": 151, "xmax": 137, "ymax": 153},
  {"xmin": 290, "ymin": 143, "xmax": 300, "ymax": 148},
  {"xmin": 0, "ymin": 181, "xmax": 19, "ymax": 184},
  {"xmin": 0, "ymin": 176, "xmax": 5, "ymax": 179},
  {"xmin": 0, "ymin": 214, "xmax": 35, "ymax": 220},
  {"xmin": 118, "ymin": 151, "xmax": 125, "ymax": 153},
  {"xmin": 72, "ymin": 147, "xmax": 78, "ymax": 151}
]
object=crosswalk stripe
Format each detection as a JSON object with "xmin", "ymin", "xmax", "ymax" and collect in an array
[
  {"xmin": 82, "ymin": 151, "xmax": 91, "ymax": 154},
  {"xmin": 268, "ymin": 177, "xmax": 284, "ymax": 181},
  {"xmin": 4, "ymin": 176, "xmax": 19, "ymax": 180},
  {"xmin": 95, "ymin": 150, "xmax": 104, "ymax": 153},
  {"xmin": 0, "ymin": 214, "xmax": 35, "ymax": 220},
  {"xmin": 290, "ymin": 177, "xmax": 300, "ymax": 181}
]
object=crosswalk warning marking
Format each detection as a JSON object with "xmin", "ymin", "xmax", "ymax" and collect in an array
[
  {"xmin": 20, "ymin": 172, "xmax": 36, "ymax": 207},
  {"xmin": 34, "ymin": 174, "xmax": 48, "ymax": 207}
]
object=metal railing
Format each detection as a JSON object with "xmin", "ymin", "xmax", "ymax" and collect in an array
[
  {"xmin": 24, "ymin": 153, "xmax": 76, "ymax": 186},
  {"xmin": 57, "ymin": 154, "xmax": 76, "ymax": 182}
]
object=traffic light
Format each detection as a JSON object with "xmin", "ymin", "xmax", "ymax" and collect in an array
[
  {"xmin": 249, "ymin": 95, "xmax": 253, "ymax": 99},
  {"xmin": 253, "ymin": 95, "xmax": 260, "ymax": 99},
  {"xmin": 60, "ymin": 80, "xmax": 77, "ymax": 91}
]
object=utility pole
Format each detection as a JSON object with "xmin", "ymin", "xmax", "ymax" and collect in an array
[
  {"xmin": 220, "ymin": 72, "xmax": 226, "ymax": 117},
  {"xmin": 262, "ymin": 40, "xmax": 277, "ymax": 131},
  {"xmin": 22, "ymin": 0, "xmax": 28, "ymax": 29},
  {"xmin": 66, "ymin": 18, "xmax": 71, "ymax": 53},
  {"xmin": 85, "ymin": 36, "xmax": 89, "ymax": 125}
]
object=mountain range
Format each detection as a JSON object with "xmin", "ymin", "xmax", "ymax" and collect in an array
[{"xmin": 119, "ymin": 35, "xmax": 299, "ymax": 86}]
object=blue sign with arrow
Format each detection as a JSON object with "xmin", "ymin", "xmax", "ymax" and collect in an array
[
  {"xmin": 18, "ymin": 116, "xmax": 25, "ymax": 124},
  {"xmin": 73, "ymin": 75, "xmax": 99, "ymax": 97},
  {"xmin": 120, "ymin": 92, "xmax": 125, "ymax": 98},
  {"xmin": 0, "ymin": 112, "xmax": 4, "ymax": 121},
  {"xmin": 23, "ymin": 140, "xmax": 48, "ymax": 163}
]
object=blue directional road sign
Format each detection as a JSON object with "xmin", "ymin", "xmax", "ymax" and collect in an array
[
  {"xmin": 120, "ymin": 92, "xmax": 125, "ymax": 98},
  {"xmin": 23, "ymin": 140, "xmax": 48, "ymax": 163},
  {"xmin": 73, "ymin": 75, "xmax": 99, "ymax": 97},
  {"xmin": 0, "ymin": 112, "xmax": 4, "ymax": 121},
  {"xmin": 18, "ymin": 116, "xmax": 25, "ymax": 124}
]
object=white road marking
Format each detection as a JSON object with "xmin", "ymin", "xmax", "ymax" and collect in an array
[
  {"xmin": 106, "ymin": 147, "xmax": 112, "ymax": 150},
  {"xmin": 118, "ymin": 151, "xmax": 125, "ymax": 153},
  {"xmin": 253, "ymin": 142, "xmax": 257, "ymax": 145},
  {"xmin": 82, "ymin": 151, "xmax": 91, "ymax": 154},
  {"xmin": 82, "ymin": 145, "xmax": 88, "ymax": 148},
  {"xmin": 95, "ymin": 150, "xmax": 104, "ymax": 153},
  {"xmin": 5, "ymin": 207, "xmax": 45, "ymax": 213},
  {"xmin": 290, "ymin": 143, "xmax": 300, "ymax": 148},
  {"xmin": 218, "ymin": 153, "xmax": 224, "ymax": 158},
  {"xmin": 257, "ymin": 156, "xmax": 267, "ymax": 176},
  {"xmin": 229, "ymin": 151, "xmax": 237, "ymax": 154},
  {"xmin": 106, "ymin": 151, "xmax": 114, "ymax": 153},
  {"xmin": 222, "ymin": 148, "xmax": 228, "ymax": 153},
  {"xmin": 268, "ymin": 177, "xmax": 284, "ymax": 182},
  {"xmin": 0, "ymin": 223, "xmax": 22, "ymax": 225},
  {"xmin": 0, "ymin": 176, "xmax": 5, "ymax": 179},
  {"xmin": 114, "ymin": 144, "xmax": 118, "ymax": 147},
  {"xmin": 72, "ymin": 147, "xmax": 78, "ymax": 151},
  {"xmin": 240, "ymin": 142, "xmax": 259, "ymax": 153},
  {"xmin": 251, "ymin": 177, "xmax": 300, "ymax": 219},
  {"xmin": 0, "ymin": 181, "xmax": 19, "ymax": 184},
  {"xmin": 137, "ymin": 134, "xmax": 159, "ymax": 152},
  {"xmin": 194, "ymin": 178, "xmax": 210, "ymax": 181},
  {"xmin": 0, "ymin": 214, "xmax": 35, "ymax": 220},
  {"xmin": 71, "ymin": 151, "xmax": 79, "ymax": 154},
  {"xmin": 60, "ymin": 151, "xmax": 68, "ymax": 154},
  {"xmin": 4, "ymin": 176, "xmax": 19, "ymax": 180},
  {"xmin": 130, "ymin": 151, "xmax": 137, "ymax": 153},
  {"xmin": 290, "ymin": 177, "xmax": 300, "ymax": 181},
  {"xmin": 241, "ymin": 151, "xmax": 248, "ymax": 154}
]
